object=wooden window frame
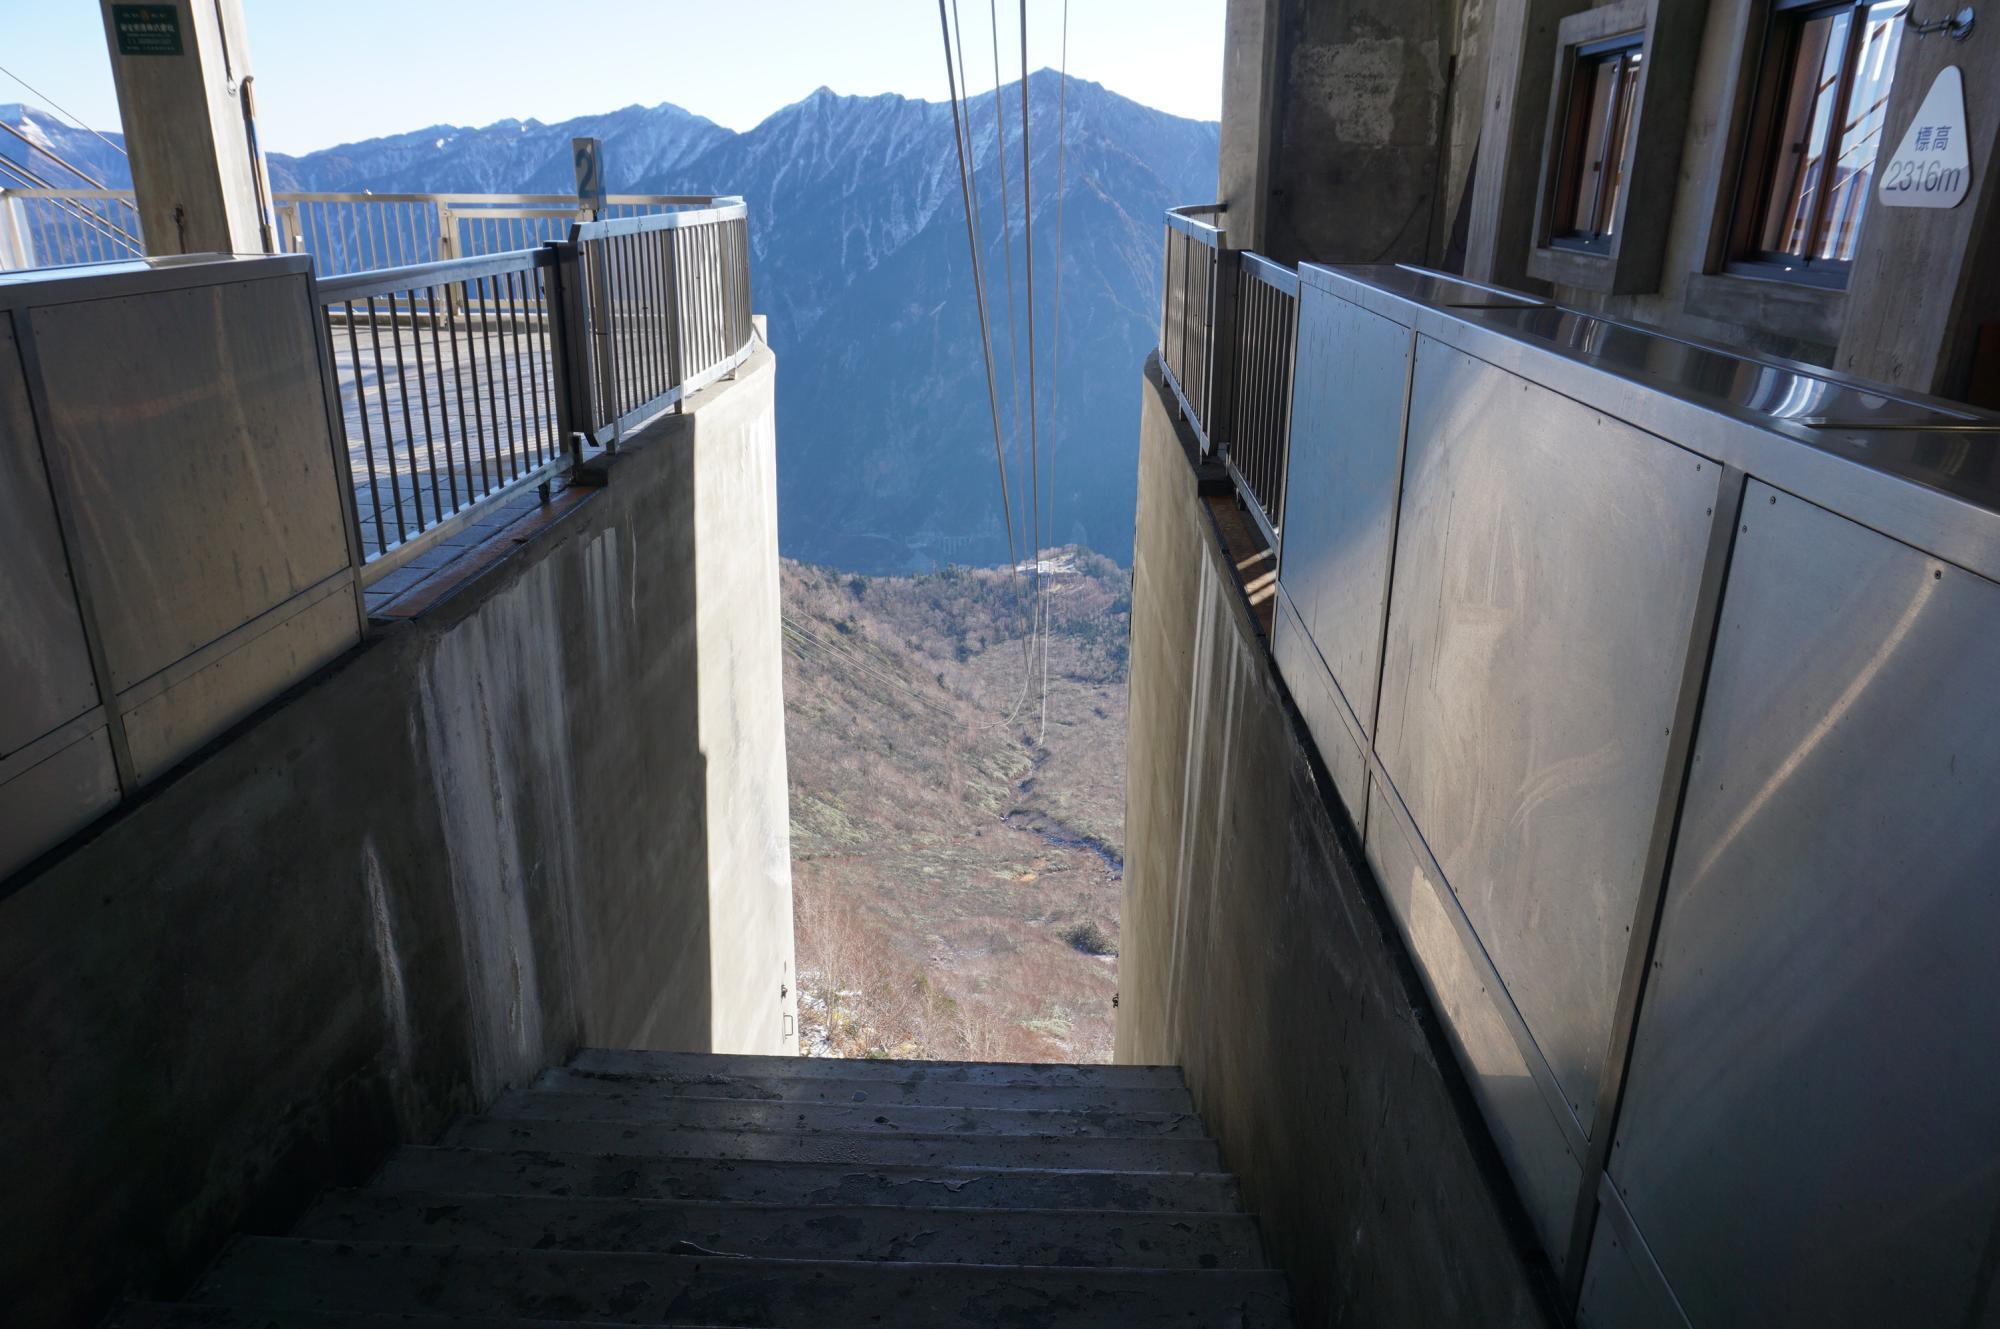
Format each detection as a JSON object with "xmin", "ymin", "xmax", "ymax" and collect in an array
[
  {"xmin": 1528, "ymin": 0, "xmax": 1708, "ymax": 295},
  {"xmin": 1548, "ymin": 35, "xmax": 1647, "ymax": 256},
  {"xmin": 1723, "ymin": 0, "xmax": 1907, "ymax": 290}
]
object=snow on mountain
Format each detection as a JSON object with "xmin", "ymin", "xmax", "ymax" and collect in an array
[{"xmin": 2, "ymin": 76, "xmax": 1216, "ymax": 570}]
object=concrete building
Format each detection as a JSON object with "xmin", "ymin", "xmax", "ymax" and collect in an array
[
  {"xmin": 0, "ymin": 13, "xmax": 1291, "ymax": 1323},
  {"xmin": 1217, "ymin": 0, "xmax": 1998, "ymax": 397},
  {"xmin": 10, "ymin": 2, "xmax": 2000, "ymax": 1326},
  {"xmin": 1123, "ymin": 3, "xmax": 2000, "ymax": 1325}
]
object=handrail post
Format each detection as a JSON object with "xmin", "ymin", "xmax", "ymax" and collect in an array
[
  {"xmin": 587, "ymin": 232, "xmax": 621, "ymax": 447},
  {"xmin": 668, "ymin": 228, "xmax": 690, "ymax": 412},
  {"xmin": 1209, "ymin": 237, "xmax": 1240, "ymax": 465},
  {"xmin": 544, "ymin": 241, "xmax": 592, "ymax": 475},
  {"xmin": 438, "ymin": 202, "xmax": 467, "ymax": 317},
  {"xmin": 0, "ymin": 193, "xmax": 35, "ymax": 270}
]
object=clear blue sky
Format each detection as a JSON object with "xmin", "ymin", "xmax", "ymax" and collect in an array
[{"xmin": 2, "ymin": 0, "xmax": 1226, "ymax": 155}]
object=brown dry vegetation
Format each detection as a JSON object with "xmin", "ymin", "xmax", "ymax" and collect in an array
[{"xmin": 782, "ymin": 549, "xmax": 1130, "ymax": 1063}]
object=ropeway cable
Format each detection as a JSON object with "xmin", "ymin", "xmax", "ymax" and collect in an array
[
  {"xmin": 936, "ymin": 0, "xmax": 1030, "ymax": 657},
  {"xmin": 1036, "ymin": 0, "xmax": 1070, "ymax": 747},
  {"xmin": 0, "ymin": 63, "xmax": 129, "ymax": 159},
  {"xmin": 986, "ymin": 0, "xmax": 1035, "ymax": 615}
]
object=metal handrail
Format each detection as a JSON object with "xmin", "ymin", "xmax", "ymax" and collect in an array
[
  {"xmin": 1157, "ymin": 205, "xmax": 1302, "ymax": 559},
  {"xmin": 1158, "ymin": 203, "xmax": 1230, "ymax": 456},
  {"xmin": 570, "ymin": 201, "xmax": 754, "ymax": 447},
  {"xmin": 1225, "ymin": 252, "xmax": 1300, "ymax": 554},
  {"xmin": 276, "ymin": 191, "xmax": 714, "ymax": 207},
  {"xmin": 312, "ymin": 197, "xmax": 755, "ymax": 585},
  {"xmin": 315, "ymin": 246, "xmax": 560, "ymax": 304},
  {"xmin": 0, "ymin": 187, "xmax": 715, "ymax": 276},
  {"xmin": 1166, "ymin": 202, "xmax": 1227, "ymax": 240},
  {"xmin": 317, "ymin": 244, "xmax": 573, "ymax": 584},
  {"xmin": 570, "ymin": 196, "xmax": 746, "ymax": 239}
]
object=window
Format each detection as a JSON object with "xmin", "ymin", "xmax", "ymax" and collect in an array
[
  {"xmin": 1730, "ymin": 0, "xmax": 1908, "ymax": 285},
  {"xmin": 1550, "ymin": 37, "xmax": 1646, "ymax": 252},
  {"xmin": 1528, "ymin": 0, "xmax": 1705, "ymax": 294}
]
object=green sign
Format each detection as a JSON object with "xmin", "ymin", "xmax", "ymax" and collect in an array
[{"xmin": 112, "ymin": 5, "xmax": 184, "ymax": 56}]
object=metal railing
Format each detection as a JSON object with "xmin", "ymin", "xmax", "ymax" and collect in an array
[
  {"xmin": 1159, "ymin": 204, "xmax": 1229, "ymax": 454},
  {"xmin": 319, "ymin": 249, "xmax": 574, "ymax": 575},
  {"xmin": 574, "ymin": 201, "xmax": 753, "ymax": 444},
  {"xmin": 276, "ymin": 192, "xmax": 713, "ymax": 277},
  {"xmin": 316, "ymin": 198, "xmax": 753, "ymax": 583},
  {"xmin": 1157, "ymin": 205, "xmax": 1300, "ymax": 553},
  {"xmin": 1225, "ymin": 254, "xmax": 1298, "ymax": 550},
  {"xmin": 0, "ymin": 188, "xmax": 707, "ymax": 276},
  {"xmin": 0, "ymin": 188, "xmax": 146, "ymax": 268}
]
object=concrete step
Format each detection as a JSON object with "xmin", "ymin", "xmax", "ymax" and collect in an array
[
  {"xmin": 444, "ymin": 1117, "xmax": 1222, "ymax": 1171},
  {"xmin": 572, "ymin": 1048, "xmax": 1186, "ymax": 1092},
  {"xmin": 492, "ymin": 1088, "xmax": 1208, "ymax": 1138},
  {"xmin": 294, "ymin": 1190, "xmax": 1268, "ymax": 1269},
  {"xmin": 538, "ymin": 1064, "xmax": 1197, "ymax": 1114},
  {"xmin": 196, "ymin": 1238, "xmax": 1295, "ymax": 1328},
  {"xmin": 372, "ymin": 1146, "xmax": 1245, "ymax": 1213},
  {"xmin": 109, "ymin": 1307, "xmax": 751, "ymax": 1328}
]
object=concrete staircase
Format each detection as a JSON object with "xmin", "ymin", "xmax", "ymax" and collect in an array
[{"xmin": 109, "ymin": 1049, "xmax": 1293, "ymax": 1327}]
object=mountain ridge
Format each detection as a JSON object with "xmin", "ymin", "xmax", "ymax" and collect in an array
[{"xmin": 3, "ymin": 75, "xmax": 1217, "ymax": 570}]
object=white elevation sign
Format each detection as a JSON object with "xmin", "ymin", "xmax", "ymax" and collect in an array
[{"xmin": 1878, "ymin": 66, "xmax": 1971, "ymax": 209}]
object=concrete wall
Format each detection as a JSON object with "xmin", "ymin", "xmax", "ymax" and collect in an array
[
  {"xmin": 1117, "ymin": 356, "xmax": 1558, "ymax": 1328},
  {"xmin": 100, "ymin": 0, "xmax": 272, "ymax": 255},
  {"xmin": 1219, "ymin": 0, "xmax": 1459, "ymax": 266},
  {"xmin": 0, "ymin": 345, "xmax": 794, "ymax": 1328},
  {"xmin": 1454, "ymin": 0, "xmax": 1996, "ymax": 375},
  {"xmin": 1223, "ymin": 0, "xmax": 1997, "ymax": 385}
]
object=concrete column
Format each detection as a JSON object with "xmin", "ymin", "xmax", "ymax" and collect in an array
[
  {"xmin": 99, "ymin": 0, "xmax": 273, "ymax": 256},
  {"xmin": 1216, "ymin": 0, "xmax": 1456, "ymax": 266},
  {"xmin": 1217, "ymin": 0, "xmax": 1281, "ymax": 252},
  {"xmin": 1837, "ymin": 31, "xmax": 2000, "ymax": 400},
  {"xmin": 1462, "ymin": 0, "xmax": 1587, "ymax": 290}
]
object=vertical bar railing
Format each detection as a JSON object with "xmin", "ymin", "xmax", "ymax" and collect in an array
[
  {"xmin": 569, "ymin": 198, "xmax": 752, "ymax": 447},
  {"xmin": 0, "ymin": 189, "xmax": 145, "ymax": 269},
  {"xmin": 1223, "ymin": 253, "xmax": 1299, "ymax": 554},
  {"xmin": 1157, "ymin": 204, "xmax": 1229, "ymax": 455},
  {"xmin": 310, "ymin": 195, "xmax": 754, "ymax": 587},
  {"xmin": 0, "ymin": 188, "xmax": 712, "ymax": 275},
  {"xmin": 316, "ymin": 249, "xmax": 570, "ymax": 583}
]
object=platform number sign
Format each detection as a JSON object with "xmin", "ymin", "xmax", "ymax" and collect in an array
[
  {"xmin": 573, "ymin": 137, "xmax": 607, "ymax": 215},
  {"xmin": 1879, "ymin": 67, "xmax": 1971, "ymax": 209}
]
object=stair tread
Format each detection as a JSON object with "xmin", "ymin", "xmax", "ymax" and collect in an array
[
  {"xmin": 198, "ymin": 1237, "xmax": 1294, "ymax": 1328},
  {"xmin": 446, "ymin": 1117, "xmax": 1222, "ymax": 1170},
  {"xmin": 110, "ymin": 1305, "xmax": 759, "ymax": 1329},
  {"xmin": 539, "ymin": 1064, "xmax": 1195, "ymax": 1113},
  {"xmin": 294, "ymin": 1189, "xmax": 1269, "ymax": 1268},
  {"xmin": 573, "ymin": 1048, "xmax": 1186, "ymax": 1090},
  {"xmin": 493, "ymin": 1088, "xmax": 1209, "ymax": 1137},
  {"xmin": 372, "ymin": 1145, "xmax": 1246, "ymax": 1213}
]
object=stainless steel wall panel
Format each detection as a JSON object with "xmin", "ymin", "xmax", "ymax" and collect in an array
[
  {"xmin": 1374, "ymin": 337, "xmax": 1715, "ymax": 1138},
  {"xmin": 120, "ymin": 579, "xmax": 357, "ymax": 784},
  {"xmin": 1607, "ymin": 482, "xmax": 2000, "ymax": 1327},
  {"xmin": 1574, "ymin": 1180, "xmax": 1689, "ymax": 1329},
  {"xmin": 29, "ymin": 276, "xmax": 352, "ymax": 691},
  {"xmin": 1272, "ymin": 584, "xmax": 1366, "ymax": 820},
  {"xmin": 0, "ymin": 312, "xmax": 100, "ymax": 756},
  {"xmin": 1275, "ymin": 288, "xmax": 1410, "ymax": 734},
  {"xmin": 0, "ymin": 723, "xmax": 119, "ymax": 881},
  {"xmin": 1363, "ymin": 773, "xmax": 1582, "ymax": 1270}
]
